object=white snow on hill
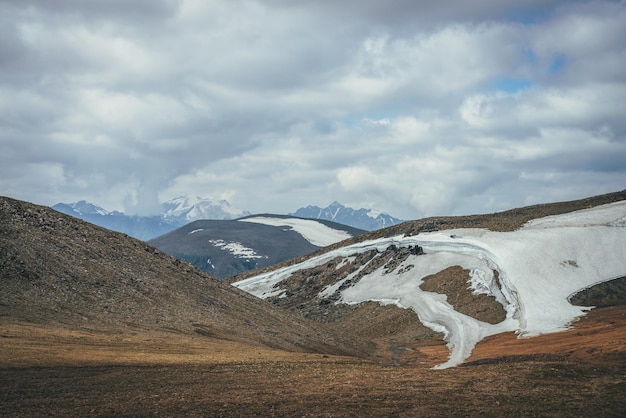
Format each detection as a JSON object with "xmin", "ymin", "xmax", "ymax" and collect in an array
[
  {"xmin": 209, "ymin": 239, "xmax": 266, "ymax": 259},
  {"xmin": 234, "ymin": 201, "xmax": 626, "ymax": 369},
  {"xmin": 238, "ymin": 217, "xmax": 352, "ymax": 247}
]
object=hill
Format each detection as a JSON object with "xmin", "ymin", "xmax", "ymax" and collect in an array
[
  {"xmin": 0, "ymin": 196, "xmax": 361, "ymax": 355},
  {"xmin": 234, "ymin": 190, "xmax": 626, "ymax": 368},
  {"xmin": 148, "ymin": 215, "xmax": 364, "ymax": 278}
]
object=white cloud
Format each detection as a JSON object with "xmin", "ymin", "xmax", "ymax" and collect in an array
[{"xmin": 1, "ymin": 0, "xmax": 625, "ymax": 219}]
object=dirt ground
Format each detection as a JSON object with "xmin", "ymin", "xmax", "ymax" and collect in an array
[{"xmin": 1, "ymin": 306, "xmax": 624, "ymax": 417}]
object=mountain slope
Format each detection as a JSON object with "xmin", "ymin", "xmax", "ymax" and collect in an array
[
  {"xmin": 291, "ymin": 201, "xmax": 403, "ymax": 231},
  {"xmin": 149, "ymin": 215, "xmax": 365, "ymax": 279},
  {"xmin": 52, "ymin": 200, "xmax": 183, "ymax": 241},
  {"xmin": 0, "ymin": 196, "xmax": 362, "ymax": 356},
  {"xmin": 234, "ymin": 191, "xmax": 626, "ymax": 368}
]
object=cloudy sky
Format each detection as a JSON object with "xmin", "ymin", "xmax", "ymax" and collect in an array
[{"xmin": 1, "ymin": 0, "xmax": 625, "ymax": 220}]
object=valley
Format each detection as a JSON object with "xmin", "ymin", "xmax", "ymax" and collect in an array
[
  {"xmin": 1, "ymin": 306, "xmax": 624, "ymax": 416},
  {"xmin": 1, "ymin": 192, "xmax": 625, "ymax": 416}
]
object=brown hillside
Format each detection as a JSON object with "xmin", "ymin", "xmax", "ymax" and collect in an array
[{"xmin": 0, "ymin": 196, "xmax": 363, "ymax": 356}]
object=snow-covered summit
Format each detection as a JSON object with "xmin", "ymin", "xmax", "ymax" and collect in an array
[
  {"xmin": 161, "ymin": 195, "xmax": 251, "ymax": 222},
  {"xmin": 235, "ymin": 201, "xmax": 626, "ymax": 368},
  {"xmin": 55, "ymin": 200, "xmax": 109, "ymax": 216},
  {"xmin": 290, "ymin": 201, "xmax": 403, "ymax": 231}
]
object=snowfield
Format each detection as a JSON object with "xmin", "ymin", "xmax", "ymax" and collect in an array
[
  {"xmin": 238, "ymin": 217, "xmax": 352, "ymax": 246},
  {"xmin": 234, "ymin": 201, "xmax": 626, "ymax": 368}
]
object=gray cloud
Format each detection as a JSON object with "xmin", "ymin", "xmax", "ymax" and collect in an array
[{"xmin": 1, "ymin": 0, "xmax": 624, "ymax": 219}]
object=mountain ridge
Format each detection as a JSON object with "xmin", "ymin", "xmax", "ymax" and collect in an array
[
  {"xmin": 2, "ymin": 192, "xmax": 626, "ymax": 416},
  {"xmin": 52, "ymin": 195, "xmax": 251, "ymax": 240},
  {"xmin": 290, "ymin": 201, "xmax": 404, "ymax": 231},
  {"xmin": 160, "ymin": 195, "xmax": 251, "ymax": 222},
  {"xmin": 52, "ymin": 197, "xmax": 401, "ymax": 240}
]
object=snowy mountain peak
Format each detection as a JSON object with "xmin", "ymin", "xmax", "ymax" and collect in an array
[
  {"xmin": 366, "ymin": 209, "xmax": 382, "ymax": 219},
  {"xmin": 55, "ymin": 200, "xmax": 109, "ymax": 216},
  {"xmin": 161, "ymin": 195, "xmax": 250, "ymax": 222},
  {"xmin": 290, "ymin": 202, "xmax": 403, "ymax": 231}
]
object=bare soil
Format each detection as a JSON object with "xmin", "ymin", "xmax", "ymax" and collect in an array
[{"xmin": 420, "ymin": 266, "xmax": 507, "ymax": 324}]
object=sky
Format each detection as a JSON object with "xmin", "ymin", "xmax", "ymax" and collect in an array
[{"xmin": 1, "ymin": 0, "xmax": 625, "ymax": 220}]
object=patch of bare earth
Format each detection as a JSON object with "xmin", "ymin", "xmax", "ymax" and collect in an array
[{"xmin": 420, "ymin": 266, "xmax": 506, "ymax": 324}]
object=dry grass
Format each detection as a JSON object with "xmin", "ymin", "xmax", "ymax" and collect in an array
[
  {"xmin": 468, "ymin": 305, "xmax": 626, "ymax": 365},
  {"xmin": 1, "ymin": 307, "xmax": 625, "ymax": 417},
  {"xmin": 0, "ymin": 322, "xmax": 319, "ymax": 368}
]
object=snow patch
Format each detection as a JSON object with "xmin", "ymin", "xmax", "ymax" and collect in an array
[
  {"xmin": 238, "ymin": 217, "xmax": 352, "ymax": 246},
  {"xmin": 335, "ymin": 256, "xmax": 355, "ymax": 270},
  {"xmin": 209, "ymin": 239, "xmax": 266, "ymax": 259},
  {"xmin": 367, "ymin": 209, "xmax": 382, "ymax": 219}
]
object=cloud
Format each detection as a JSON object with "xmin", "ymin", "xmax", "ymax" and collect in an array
[{"xmin": 1, "ymin": 0, "xmax": 624, "ymax": 219}]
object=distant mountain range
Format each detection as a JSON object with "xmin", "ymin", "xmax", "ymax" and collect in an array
[
  {"xmin": 52, "ymin": 196, "xmax": 250, "ymax": 240},
  {"xmin": 52, "ymin": 197, "xmax": 402, "ymax": 240},
  {"xmin": 290, "ymin": 201, "xmax": 403, "ymax": 231},
  {"xmin": 149, "ymin": 215, "xmax": 365, "ymax": 279}
]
